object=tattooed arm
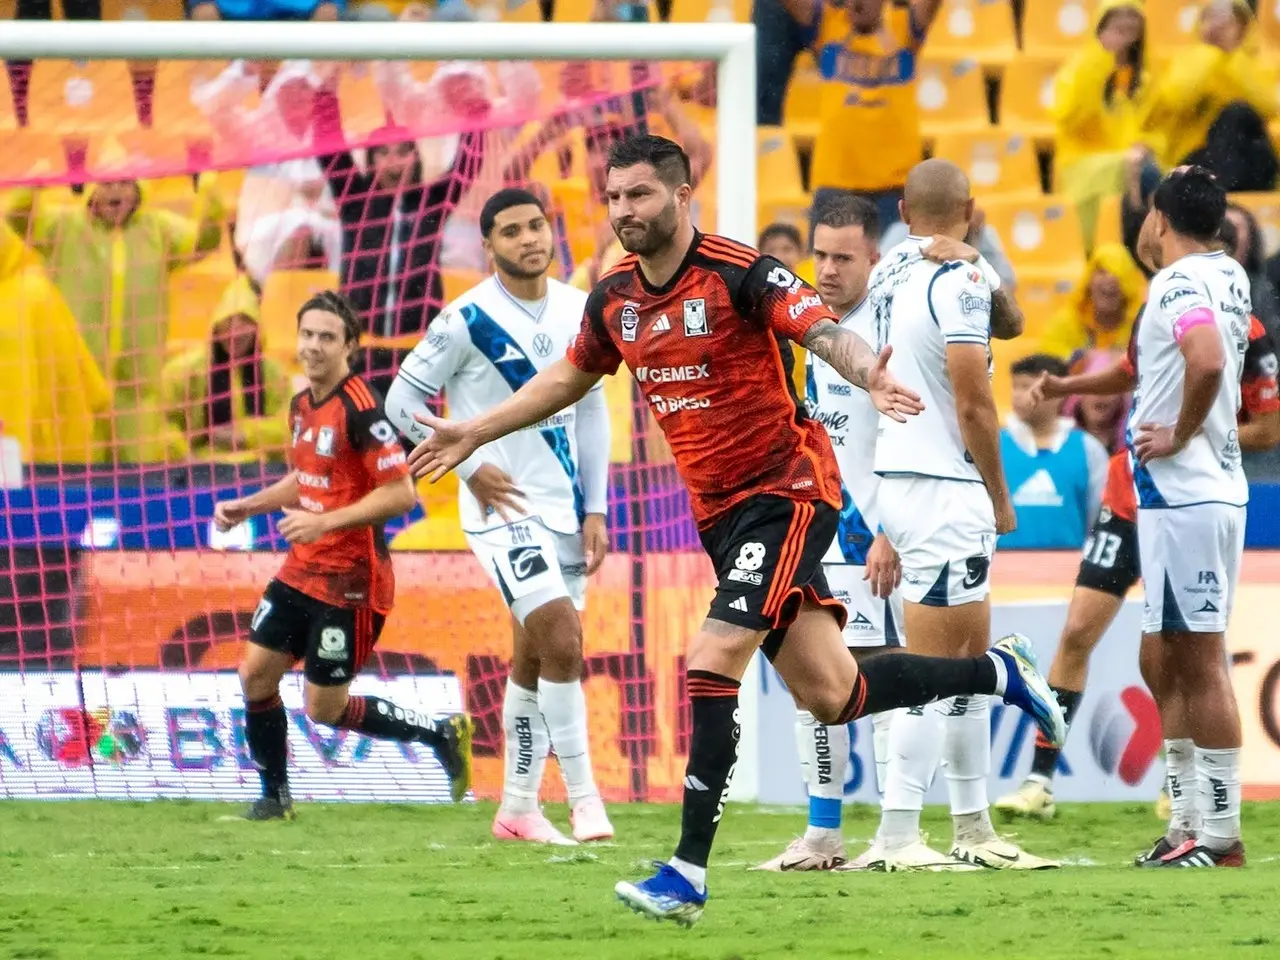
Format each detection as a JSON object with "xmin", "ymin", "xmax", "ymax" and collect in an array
[
  {"xmin": 801, "ymin": 318, "xmax": 879, "ymax": 391},
  {"xmin": 990, "ymin": 288, "xmax": 1024, "ymax": 341}
]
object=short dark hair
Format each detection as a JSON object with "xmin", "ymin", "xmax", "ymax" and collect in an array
[
  {"xmin": 605, "ymin": 134, "xmax": 692, "ymax": 190},
  {"xmin": 758, "ymin": 222, "xmax": 803, "ymax": 249},
  {"xmin": 479, "ymin": 187, "xmax": 547, "ymax": 238},
  {"xmin": 297, "ymin": 289, "xmax": 362, "ymax": 344},
  {"xmin": 1217, "ymin": 212, "xmax": 1239, "ymax": 257},
  {"xmin": 1010, "ymin": 353, "xmax": 1069, "ymax": 378},
  {"xmin": 811, "ymin": 192, "xmax": 880, "ymax": 238},
  {"xmin": 1152, "ymin": 165, "xmax": 1226, "ymax": 244}
]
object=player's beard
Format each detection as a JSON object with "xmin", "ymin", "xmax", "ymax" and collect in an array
[
  {"xmin": 614, "ymin": 199, "xmax": 679, "ymax": 257},
  {"xmin": 492, "ymin": 249, "xmax": 551, "ymax": 281}
]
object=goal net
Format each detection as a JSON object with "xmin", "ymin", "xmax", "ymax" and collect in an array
[{"xmin": 0, "ymin": 21, "xmax": 758, "ymax": 804}]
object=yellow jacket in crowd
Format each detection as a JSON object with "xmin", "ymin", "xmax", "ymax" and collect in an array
[
  {"xmin": 5, "ymin": 172, "xmax": 224, "ymax": 463},
  {"xmin": 0, "ymin": 219, "xmax": 109, "ymax": 463},
  {"xmin": 160, "ymin": 276, "xmax": 292, "ymax": 464},
  {"xmin": 1038, "ymin": 242, "xmax": 1148, "ymax": 362}
]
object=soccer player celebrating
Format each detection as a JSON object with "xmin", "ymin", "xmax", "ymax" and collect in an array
[
  {"xmin": 406, "ymin": 134, "xmax": 1064, "ymax": 925},
  {"xmin": 214, "ymin": 291, "xmax": 473, "ymax": 820},
  {"xmin": 858, "ymin": 158, "xmax": 1058, "ymax": 871},
  {"xmin": 386, "ymin": 188, "xmax": 613, "ymax": 846}
]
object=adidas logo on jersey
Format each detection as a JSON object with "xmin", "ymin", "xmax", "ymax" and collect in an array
[
  {"xmin": 729, "ymin": 596, "xmax": 749, "ymax": 613},
  {"xmin": 1011, "ymin": 469, "xmax": 1064, "ymax": 508},
  {"xmin": 652, "ymin": 314, "xmax": 672, "ymax": 333}
]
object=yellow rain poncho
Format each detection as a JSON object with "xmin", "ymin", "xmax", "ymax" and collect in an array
[
  {"xmin": 1038, "ymin": 243, "xmax": 1148, "ymax": 362},
  {"xmin": 160, "ymin": 276, "xmax": 292, "ymax": 464},
  {"xmin": 0, "ymin": 219, "xmax": 109, "ymax": 464}
]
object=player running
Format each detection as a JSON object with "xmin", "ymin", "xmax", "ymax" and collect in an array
[
  {"xmin": 214, "ymin": 291, "xmax": 473, "ymax": 819},
  {"xmin": 855, "ymin": 158, "xmax": 1059, "ymax": 872},
  {"xmin": 386, "ymin": 188, "xmax": 613, "ymax": 846},
  {"xmin": 406, "ymin": 134, "xmax": 1065, "ymax": 926}
]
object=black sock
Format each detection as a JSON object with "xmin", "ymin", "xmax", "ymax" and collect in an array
[
  {"xmin": 337, "ymin": 696, "xmax": 444, "ymax": 747},
  {"xmin": 1029, "ymin": 687, "xmax": 1083, "ymax": 780},
  {"xmin": 835, "ymin": 653, "xmax": 998, "ymax": 724},
  {"xmin": 245, "ymin": 694, "xmax": 289, "ymax": 801},
  {"xmin": 673, "ymin": 670, "xmax": 740, "ymax": 872}
]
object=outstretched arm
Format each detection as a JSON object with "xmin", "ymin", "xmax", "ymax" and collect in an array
[{"xmin": 801, "ymin": 319, "xmax": 879, "ymax": 391}]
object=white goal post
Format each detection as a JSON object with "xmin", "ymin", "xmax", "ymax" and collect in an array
[{"xmin": 0, "ymin": 20, "xmax": 757, "ymax": 246}]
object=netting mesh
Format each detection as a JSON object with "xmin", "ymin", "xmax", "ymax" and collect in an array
[{"xmin": 0, "ymin": 54, "xmax": 723, "ymax": 802}]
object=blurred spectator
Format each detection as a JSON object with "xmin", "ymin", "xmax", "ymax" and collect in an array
[
  {"xmin": 756, "ymin": 0, "xmax": 811, "ymax": 126},
  {"xmin": 1038, "ymin": 243, "xmax": 1146, "ymax": 363},
  {"xmin": 0, "ymin": 219, "xmax": 108, "ymax": 465},
  {"xmin": 161, "ymin": 277, "xmax": 291, "ymax": 463},
  {"xmin": 880, "ymin": 204, "xmax": 1017, "ymax": 292},
  {"xmin": 192, "ymin": 59, "xmax": 333, "ymax": 160},
  {"xmin": 4, "ymin": 172, "xmax": 224, "ymax": 463},
  {"xmin": 1000, "ymin": 354, "xmax": 1108, "ymax": 550},
  {"xmin": 758, "ymin": 222, "xmax": 805, "ymax": 271},
  {"xmin": 785, "ymin": 0, "xmax": 941, "ymax": 234},
  {"xmin": 1068, "ymin": 349, "xmax": 1129, "ymax": 453},
  {"xmin": 1145, "ymin": 0, "xmax": 1277, "ymax": 191},
  {"xmin": 239, "ymin": 159, "xmax": 343, "ymax": 286},
  {"xmin": 1220, "ymin": 204, "xmax": 1280, "ymax": 341},
  {"xmin": 189, "ymin": 0, "xmax": 341, "ymax": 19},
  {"xmin": 1051, "ymin": 0, "xmax": 1160, "ymax": 244}
]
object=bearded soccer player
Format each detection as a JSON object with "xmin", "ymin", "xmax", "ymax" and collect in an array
[
  {"xmin": 406, "ymin": 135, "xmax": 1063, "ymax": 926},
  {"xmin": 214, "ymin": 291, "xmax": 473, "ymax": 819}
]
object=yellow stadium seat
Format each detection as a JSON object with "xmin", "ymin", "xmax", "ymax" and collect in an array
[
  {"xmin": 758, "ymin": 192, "xmax": 813, "ymax": 237},
  {"xmin": 1013, "ymin": 274, "xmax": 1076, "ymax": 341},
  {"xmin": 997, "ymin": 56, "xmax": 1061, "ymax": 143},
  {"xmin": 757, "ymin": 126, "xmax": 805, "ymax": 200},
  {"xmin": 932, "ymin": 129, "xmax": 1042, "ymax": 198},
  {"xmin": 501, "ymin": 0, "xmax": 545, "ymax": 20},
  {"xmin": 1230, "ymin": 191, "xmax": 1280, "ymax": 257},
  {"xmin": 990, "ymin": 336, "xmax": 1025, "ymax": 414},
  {"xmin": 261, "ymin": 270, "xmax": 340, "ymax": 360},
  {"xmin": 442, "ymin": 268, "xmax": 488, "ymax": 305},
  {"xmin": 923, "ymin": 0, "xmax": 1018, "ymax": 68},
  {"xmin": 1143, "ymin": 0, "xmax": 1203, "ymax": 49},
  {"xmin": 550, "ymin": 176, "xmax": 600, "ymax": 268},
  {"xmin": 338, "ymin": 68, "xmax": 390, "ymax": 140},
  {"xmin": 168, "ymin": 263, "xmax": 240, "ymax": 349},
  {"xmin": 1021, "ymin": 0, "xmax": 1098, "ymax": 59},
  {"xmin": 1261, "ymin": 0, "xmax": 1280, "ymax": 49},
  {"xmin": 983, "ymin": 195, "xmax": 1086, "ymax": 281},
  {"xmin": 101, "ymin": 0, "xmax": 186, "ymax": 16},
  {"xmin": 783, "ymin": 52, "xmax": 822, "ymax": 149},
  {"xmin": 0, "ymin": 130, "xmax": 68, "ymax": 181},
  {"xmin": 152, "ymin": 61, "xmax": 223, "ymax": 142},
  {"xmin": 26, "ymin": 60, "xmax": 139, "ymax": 135},
  {"xmin": 0, "ymin": 72, "xmax": 17, "ymax": 131},
  {"xmin": 553, "ymin": 0, "xmax": 654, "ymax": 18},
  {"xmin": 667, "ymin": 0, "xmax": 750, "ymax": 20},
  {"xmin": 85, "ymin": 129, "xmax": 192, "ymax": 181},
  {"xmin": 1093, "ymin": 191, "xmax": 1123, "ymax": 250},
  {"xmin": 918, "ymin": 58, "xmax": 991, "ymax": 139}
]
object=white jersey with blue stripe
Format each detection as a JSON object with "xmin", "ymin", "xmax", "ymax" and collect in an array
[
  {"xmin": 1129, "ymin": 251, "xmax": 1250, "ymax": 509},
  {"xmin": 806, "ymin": 297, "xmax": 883, "ymax": 566},
  {"xmin": 395, "ymin": 275, "xmax": 593, "ymax": 535}
]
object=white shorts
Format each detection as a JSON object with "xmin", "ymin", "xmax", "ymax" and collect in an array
[
  {"xmin": 878, "ymin": 476, "xmax": 996, "ymax": 607},
  {"xmin": 823, "ymin": 563, "xmax": 905, "ymax": 648},
  {"xmin": 465, "ymin": 519, "xmax": 587, "ymax": 625},
  {"xmin": 1137, "ymin": 503, "xmax": 1245, "ymax": 634}
]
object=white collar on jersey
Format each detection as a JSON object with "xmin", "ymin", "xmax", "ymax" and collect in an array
[{"xmin": 492, "ymin": 275, "xmax": 548, "ymax": 324}]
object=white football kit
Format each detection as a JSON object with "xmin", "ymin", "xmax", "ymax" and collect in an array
[
  {"xmin": 870, "ymin": 237, "xmax": 1000, "ymax": 607},
  {"xmin": 806, "ymin": 297, "xmax": 904, "ymax": 646},
  {"xmin": 387, "ymin": 275, "xmax": 611, "ymax": 623},
  {"xmin": 1131, "ymin": 251, "xmax": 1249, "ymax": 634}
]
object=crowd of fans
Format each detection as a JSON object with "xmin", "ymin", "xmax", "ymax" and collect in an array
[{"xmin": 3, "ymin": 0, "xmax": 1280, "ymax": 552}]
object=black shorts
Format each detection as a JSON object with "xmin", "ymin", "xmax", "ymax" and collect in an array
[
  {"xmin": 1074, "ymin": 509, "xmax": 1141, "ymax": 598},
  {"xmin": 699, "ymin": 494, "xmax": 845, "ymax": 660},
  {"xmin": 249, "ymin": 580, "xmax": 386, "ymax": 686}
]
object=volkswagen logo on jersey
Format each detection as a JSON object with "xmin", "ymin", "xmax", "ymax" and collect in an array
[
  {"xmin": 508, "ymin": 546, "xmax": 550, "ymax": 582},
  {"xmin": 1088, "ymin": 686, "xmax": 1161, "ymax": 785},
  {"xmin": 621, "ymin": 302, "xmax": 640, "ymax": 342},
  {"xmin": 532, "ymin": 333, "xmax": 554, "ymax": 358}
]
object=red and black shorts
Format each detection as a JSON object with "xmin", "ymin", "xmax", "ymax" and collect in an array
[
  {"xmin": 249, "ymin": 580, "xmax": 385, "ymax": 686},
  {"xmin": 698, "ymin": 494, "xmax": 846, "ymax": 661}
]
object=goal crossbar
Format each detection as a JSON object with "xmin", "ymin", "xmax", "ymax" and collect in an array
[{"xmin": 0, "ymin": 20, "xmax": 758, "ymax": 245}]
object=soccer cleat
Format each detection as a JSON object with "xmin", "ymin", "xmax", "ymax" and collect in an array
[
  {"xmin": 615, "ymin": 862, "xmax": 707, "ymax": 928},
  {"xmin": 432, "ymin": 713, "xmax": 474, "ymax": 803},
  {"xmin": 752, "ymin": 834, "xmax": 847, "ymax": 872},
  {"xmin": 990, "ymin": 634, "xmax": 1068, "ymax": 748},
  {"xmin": 951, "ymin": 837, "xmax": 1060, "ymax": 870},
  {"xmin": 570, "ymin": 796, "xmax": 615, "ymax": 842},
  {"xmin": 242, "ymin": 790, "xmax": 296, "ymax": 822},
  {"xmin": 994, "ymin": 778, "xmax": 1057, "ymax": 822},
  {"xmin": 1134, "ymin": 835, "xmax": 1181, "ymax": 866},
  {"xmin": 492, "ymin": 809, "xmax": 578, "ymax": 845},
  {"xmin": 1141, "ymin": 838, "xmax": 1245, "ymax": 868},
  {"xmin": 837, "ymin": 838, "xmax": 980, "ymax": 873}
]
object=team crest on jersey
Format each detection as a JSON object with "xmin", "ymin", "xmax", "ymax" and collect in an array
[
  {"xmin": 316, "ymin": 426, "xmax": 335, "ymax": 457},
  {"xmin": 683, "ymin": 298, "xmax": 709, "ymax": 337},
  {"xmin": 532, "ymin": 333, "xmax": 554, "ymax": 358},
  {"xmin": 621, "ymin": 302, "xmax": 640, "ymax": 342}
]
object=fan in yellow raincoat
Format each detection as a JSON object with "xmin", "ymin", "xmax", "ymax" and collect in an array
[
  {"xmin": 0, "ymin": 218, "xmax": 109, "ymax": 464},
  {"xmin": 1038, "ymin": 243, "xmax": 1148, "ymax": 365},
  {"xmin": 160, "ymin": 276, "xmax": 292, "ymax": 464},
  {"xmin": 5, "ymin": 163, "xmax": 225, "ymax": 463}
]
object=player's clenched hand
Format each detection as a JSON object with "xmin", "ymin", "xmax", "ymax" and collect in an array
[
  {"xmin": 1031, "ymin": 370, "xmax": 1067, "ymax": 402},
  {"xmin": 993, "ymin": 496, "xmax": 1017, "ymax": 536},
  {"xmin": 863, "ymin": 533, "xmax": 901, "ymax": 599},
  {"xmin": 408, "ymin": 412, "xmax": 482, "ymax": 482},
  {"xmin": 582, "ymin": 513, "xmax": 609, "ymax": 576},
  {"xmin": 278, "ymin": 507, "xmax": 332, "ymax": 545},
  {"xmin": 466, "ymin": 463, "xmax": 526, "ymax": 523},
  {"xmin": 213, "ymin": 498, "xmax": 250, "ymax": 532},
  {"xmin": 1134, "ymin": 422, "xmax": 1183, "ymax": 464},
  {"xmin": 867, "ymin": 346, "xmax": 925, "ymax": 423}
]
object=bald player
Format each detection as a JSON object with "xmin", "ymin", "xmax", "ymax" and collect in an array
[{"xmin": 847, "ymin": 160, "xmax": 1058, "ymax": 872}]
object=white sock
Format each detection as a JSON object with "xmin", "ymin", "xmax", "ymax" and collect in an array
[
  {"xmin": 795, "ymin": 709, "xmax": 848, "ymax": 843},
  {"xmin": 940, "ymin": 695, "xmax": 993, "ymax": 841},
  {"xmin": 1164, "ymin": 737, "xmax": 1199, "ymax": 843},
  {"xmin": 871, "ymin": 709, "xmax": 895, "ymax": 795},
  {"xmin": 877, "ymin": 702, "xmax": 944, "ymax": 848},
  {"xmin": 501, "ymin": 679, "xmax": 549, "ymax": 816},
  {"xmin": 538, "ymin": 677, "xmax": 599, "ymax": 806},
  {"xmin": 668, "ymin": 856, "xmax": 707, "ymax": 892},
  {"xmin": 1195, "ymin": 747, "xmax": 1241, "ymax": 853}
]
